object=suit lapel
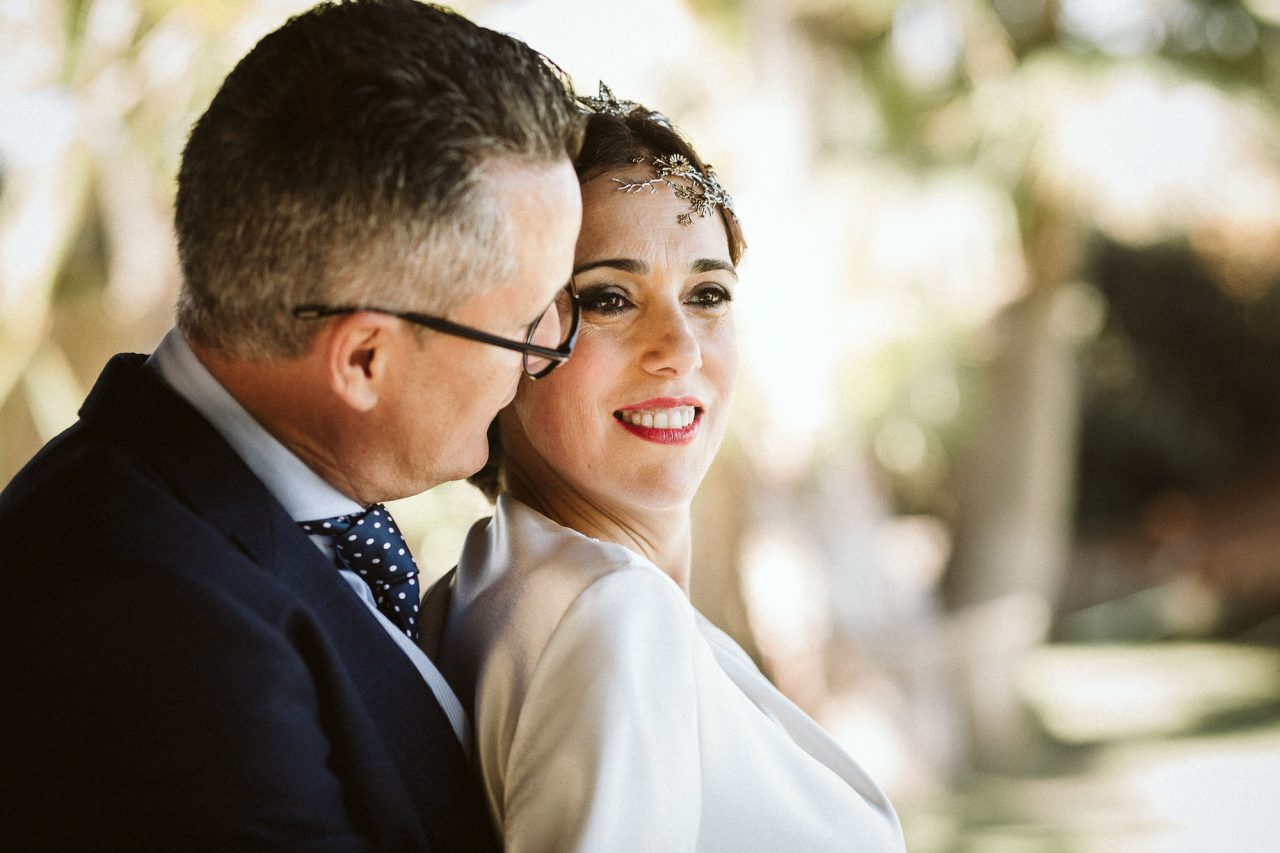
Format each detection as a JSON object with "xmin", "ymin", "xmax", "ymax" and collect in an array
[
  {"xmin": 80, "ymin": 354, "xmax": 279, "ymax": 568},
  {"xmin": 80, "ymin": 354, "xmax": 499, "ymax": 851}
]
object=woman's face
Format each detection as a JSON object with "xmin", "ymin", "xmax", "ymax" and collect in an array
[{"xmin": 504, "ymin": 165, "xmax": 739, "ymax": 513}]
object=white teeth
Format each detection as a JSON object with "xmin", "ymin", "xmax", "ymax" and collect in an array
[{"xmin": 619, "ymin": 406, "xmax": 696, "ymax": 429}]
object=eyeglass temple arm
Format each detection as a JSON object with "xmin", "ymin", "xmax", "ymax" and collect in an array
[{"xmin": 292, "ymin": 303, "xmax": 577, "ymax": 361}]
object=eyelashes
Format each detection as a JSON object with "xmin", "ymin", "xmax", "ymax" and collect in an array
[
  {"xmin": 577, "ymin": 283, "xmax": 734, "ymax": 317},
  {"xmin": 686, "ymin": 285, "xmax": 733, "ymax": 307},
  {"xmin": 578, "ymin": 286, "xmax": 631, "ymax": 315}
]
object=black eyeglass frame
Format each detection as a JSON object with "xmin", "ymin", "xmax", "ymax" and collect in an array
[{"xmin": 292, "ymin": 283, "xmax": 580, "ymax": 379}]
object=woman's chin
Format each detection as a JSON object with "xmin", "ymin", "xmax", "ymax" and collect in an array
[{"xmin": 606, "ymin": 476, "xmax": 705, "ymax": 514}]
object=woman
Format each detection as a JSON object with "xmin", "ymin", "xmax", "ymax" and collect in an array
[{"xmin": 427, "ymin": 87, "xmax": 904, "ymax": 852}]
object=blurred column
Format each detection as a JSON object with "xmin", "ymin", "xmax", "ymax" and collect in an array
[{"xmin": 944, "ymin": 205, "xmax": 1094, "ymax": 769}]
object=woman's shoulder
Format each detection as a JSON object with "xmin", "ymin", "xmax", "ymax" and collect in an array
[{"xmin": 444, "ymin": 495, "xmax": 693, "ymax": 674}]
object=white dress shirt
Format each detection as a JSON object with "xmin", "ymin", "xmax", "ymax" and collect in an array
[
  {"xmin": 148, "ymin": 327, "xmax": 469, "ymax": 749},
  {"xmin": 441, "ymin": 494, "xmax": 906, "ymax": 853}
]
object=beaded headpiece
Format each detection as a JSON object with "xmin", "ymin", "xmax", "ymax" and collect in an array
[
  {"xmin": 577, "ymin": 83, "xmax": 737, "ymax": 226},
  {"xmin": 577, "ymin": 82, "xmax": 640, "ymax": 118}
]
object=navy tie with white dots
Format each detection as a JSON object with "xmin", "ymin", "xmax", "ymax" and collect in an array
[{"xmin": 300, "ymin": 504, "xmax": 421, "ymax": 643}]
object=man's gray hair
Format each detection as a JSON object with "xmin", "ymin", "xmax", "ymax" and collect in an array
[{"xmin": 174, "ymin": 0, "xmax": 583, "ymax": 359}]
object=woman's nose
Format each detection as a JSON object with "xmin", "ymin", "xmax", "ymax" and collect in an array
[{"xmin": 638, "ymin": 306, "xmax": 702, "ymax": 376}]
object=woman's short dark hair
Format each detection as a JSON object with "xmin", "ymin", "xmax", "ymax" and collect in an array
[{"xmin": 468, "ymin": 97, "xmax": 745, "ymax": 501}]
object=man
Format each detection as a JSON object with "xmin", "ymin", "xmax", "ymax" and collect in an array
[{"xmin": 0, "ymin": 1, "xmax": 583, "ymax": 849}]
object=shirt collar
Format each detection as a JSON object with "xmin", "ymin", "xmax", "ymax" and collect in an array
[{"xmin": 147, "ymin": 327, "xmax": 361, "ymax": 522}]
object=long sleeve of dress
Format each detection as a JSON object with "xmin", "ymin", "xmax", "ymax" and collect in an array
[
  {"xmin": 498, "ymin": 568, "xmax": 704, "ymax": 853},
  {"xmin": 445, "ymin": 498, "xmax": 905, "ymax": 853}
]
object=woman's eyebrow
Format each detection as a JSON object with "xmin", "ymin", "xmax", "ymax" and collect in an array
[
  {"xmin": 692, "ymin": 259, "xmax": 737, "ymax": 278},
  {"xmin": 573, "ymin": 258, "xmax": 737, "ymax": 278},
  {"xmin": 574, "ymin": 258, "xmax": 648, "ymax": 276}
]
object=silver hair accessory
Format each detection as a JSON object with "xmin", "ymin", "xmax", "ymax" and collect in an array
[
  {"xmin": 612, "ymin": 154, "xmax": 737, "ymax": 226},
  {"xmin": 577, "ymin": 82, "xmax": 639, "ymax": 118},
  {"xmin": 579, "ymin": 82, "xmax": 737, "ymax": 225}
]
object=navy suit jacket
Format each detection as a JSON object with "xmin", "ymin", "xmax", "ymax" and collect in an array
[{"xmin": 0, "ymin": 354, "xmax": 501, "ymax": 852}]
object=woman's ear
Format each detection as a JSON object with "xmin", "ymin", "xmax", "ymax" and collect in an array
[{"xmin": 321, "ymin": 312, "xmax": 402, "ymax": 412}]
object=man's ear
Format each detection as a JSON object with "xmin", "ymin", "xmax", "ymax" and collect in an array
[{"xmin": 321, "ymin": 313, "xmax": 402, "ymax": 412}]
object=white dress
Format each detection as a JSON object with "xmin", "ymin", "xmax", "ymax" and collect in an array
[{"xmin": 436, "ymin": 495, "xmax": 905, "ymax": 853}]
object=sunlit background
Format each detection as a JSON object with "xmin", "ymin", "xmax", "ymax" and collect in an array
[{"xmin": 4, "ymin": 0, "xmax": 1280, "ymax": 849}]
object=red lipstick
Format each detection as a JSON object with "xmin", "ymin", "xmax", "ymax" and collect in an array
[{"xmin": 614, "ymin": 397, "xmax": 703, "ymax": 445}]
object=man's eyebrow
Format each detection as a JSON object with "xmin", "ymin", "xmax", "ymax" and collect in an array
[
  {"xmin": 692, "ymin": 259, "xmax": 738, "ymax": 278},
  {"xmin": 574, "ymin": 258, "xmax": 648, "ymax": 276}
]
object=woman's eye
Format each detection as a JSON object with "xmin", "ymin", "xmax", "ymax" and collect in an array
[
  {"xmin": 580, "ymin": 288, "xmax": 631, "ymax": 315},
  {"xmin": 687, "ymin": 285, "xmax": 733, "ymax": 308}
]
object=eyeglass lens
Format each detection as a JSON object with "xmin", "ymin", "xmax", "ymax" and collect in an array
[{"xmin": 522, "ymin": 288, "xmax": 577, "ymax": 377}]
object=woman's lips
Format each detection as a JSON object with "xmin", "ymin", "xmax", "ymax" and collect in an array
[{"xmin": 613, "ymin": 399, "xmax": 703, "ymax": 445}]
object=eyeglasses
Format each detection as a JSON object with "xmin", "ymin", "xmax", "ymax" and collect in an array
[{"xmin": 293, "ymin": 282, "xmax": 580, "ymax": 379}]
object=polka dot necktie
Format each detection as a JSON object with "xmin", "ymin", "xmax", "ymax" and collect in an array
[{"xmin": 299, "ymin": 504, "xmax": 421, "ymax": 643}]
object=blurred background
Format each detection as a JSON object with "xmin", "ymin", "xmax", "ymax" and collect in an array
[{"xmin": 4, "ymin": 0, "xmax": 1280, "ymax": 849}]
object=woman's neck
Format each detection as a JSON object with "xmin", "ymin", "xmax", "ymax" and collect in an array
[{"xmin": 504, "ymin": 467, "xmax": 694, "ymax": 593}]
